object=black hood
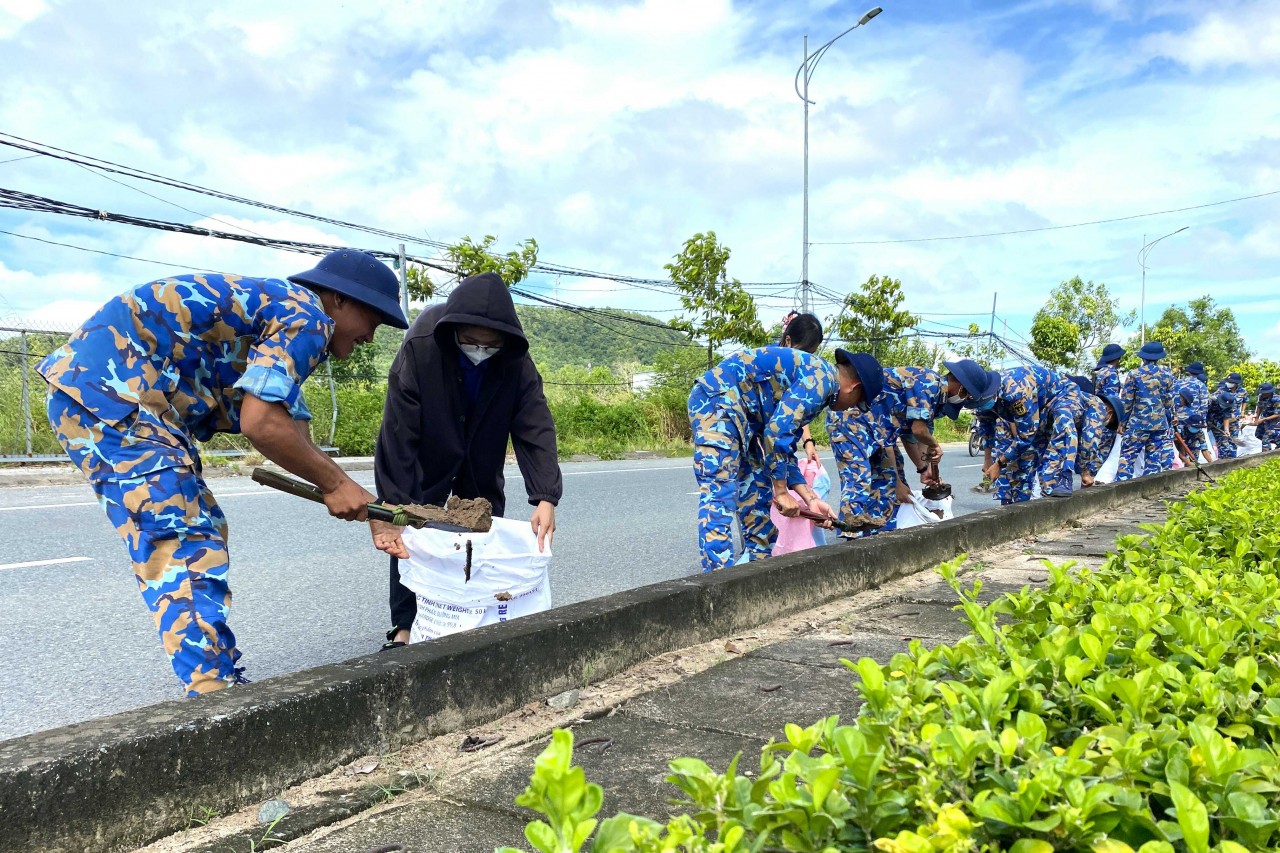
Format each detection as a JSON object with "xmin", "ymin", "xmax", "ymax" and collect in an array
[{"xmin": 432, "ymin": 272, "xmax": 529, "ymax": 361}]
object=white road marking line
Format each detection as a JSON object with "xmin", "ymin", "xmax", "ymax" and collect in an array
[
  {"xmin": 955, "ymin": 464, "xmax": 983, "ymax": 468},
  {"xmin": 563, "ymin": 464, "xmax": 691, "ymax": 476},
  {"xmin": 0, "ymin": 490, "xmax": 278, "ymax": 512},
  {"xmin": 0, "ymin": 556, "xmax": 92, "ymax": 571}
]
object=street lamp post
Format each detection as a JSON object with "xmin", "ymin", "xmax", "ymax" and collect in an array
[
  {"xmin": 795, "ymin": 5, "xmax": 882, "ymax": 314},
  {"xmin": 1138, "ymin": 226, "xmax": 1188, "ymax": 344}
]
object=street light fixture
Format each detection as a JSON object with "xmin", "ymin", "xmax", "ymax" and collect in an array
[
  {"xmin": 1138, "ymin": 226, "xmax": 1188, "ymax": 344},
  {"xmin": 794, "ymin": 5, "xmax": 882, "ymax": 314}
]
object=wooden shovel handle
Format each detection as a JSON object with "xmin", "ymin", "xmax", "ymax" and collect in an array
[{"xmin": 251, "ymin": 468, "xmax": 401, "ymax": 524}]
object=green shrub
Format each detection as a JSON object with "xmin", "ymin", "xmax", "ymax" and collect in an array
[{"xmin": 502, "ymin": 461, "xmax": 1280, "ymax": 852}]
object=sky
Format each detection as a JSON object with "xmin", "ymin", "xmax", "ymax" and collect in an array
[{"xmin": 0, "ymin": 0, "xmax": 1278, "ymax": 359}]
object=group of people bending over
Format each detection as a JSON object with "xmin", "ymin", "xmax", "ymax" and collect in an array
[{"xmin": 684, "ymin": 317, "xmax": 1279, "ymax": 573}]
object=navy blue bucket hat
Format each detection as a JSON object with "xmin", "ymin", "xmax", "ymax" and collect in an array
[
  {"xmin": 1137, "ymin": 341, "xmax": 1167, "ymax": 361},
  {"xmin": 943, "ymin": 358, "xmax": 1000, "ymax": 404},
  {"xmin": 834, "ymin": 349, "xmax": 884, "ymax": 403},
  {"xmin": 1260, "ymin": 382, "xmax": 1275, "ymax": 396},
  {"xmin": 1103, "ymin": 393, "xmax": 1126, "ymax": 426},
  {"xmin": 289, "ymin": 249, "xmax": 409, "ymax": 329},
  {"xmin": 1068, "ymin": 374, "xmax": 1096, "ymax": 396},
  {"xmin": 1096, "ymin": 343, "xmax": 1126, "ymax": 368},
  {"xmin": 1185, "ymin": 361, "xmax": 1206, "ymax": 377}
]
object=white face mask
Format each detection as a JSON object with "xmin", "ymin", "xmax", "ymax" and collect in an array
[
  {"xmin": 946, "ymin": 392, "xmax": 967, "ymax": 405},
  {"xmin": 459, "ymin": 342, "xmax": 500, "ymax": 365},
  {"xmin": 456, "ymin": 332, "xmax": 501, "ymax": 365}
]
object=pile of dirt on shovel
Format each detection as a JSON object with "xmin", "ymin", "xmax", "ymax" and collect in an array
[{"xmin": 403, "ymin": 496, "xmax": 493, "ymax": 532}]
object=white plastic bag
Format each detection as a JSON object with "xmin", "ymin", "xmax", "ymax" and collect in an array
[
  {"xmin": 892, "ymin": 492, "xmax": 953, "ymax": 529},
  {"xmin": 1237, "ymin": 430, "xmax": 1263, "ymax": 457},
  {"xmin": 1094, "ymin": 440, "xmax": 1143, "ymax": 484},
  {"xmin": 399, "ymin": 517, "xmax": 552, "ymax": 642}
]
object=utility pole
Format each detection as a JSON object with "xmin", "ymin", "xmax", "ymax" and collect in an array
[
  {"xmin": 988, "ymin": 292, "xmax": 997, "ymax": 364},
  {"xmin": 801, "ymin": 34, "xmax": 810, "ymax": 315}
]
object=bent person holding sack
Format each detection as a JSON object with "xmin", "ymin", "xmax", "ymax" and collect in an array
[{"xmin": 38, "ymin": 250, "xmax": 408, "ymax": 695}]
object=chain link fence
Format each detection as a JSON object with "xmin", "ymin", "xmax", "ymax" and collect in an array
[{"xmin": 0, "ymin": 321, "xmax": 341, "ymax": 462}]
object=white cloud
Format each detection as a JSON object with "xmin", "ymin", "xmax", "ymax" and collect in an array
[
  {"xmin": 0, "ymin": 0, "xmax": 1278, "ymax": 359},
  {"xmin": 1144, "ymin": 1, "xmax": 1280, "ymax": 70},
  {"xmin": 0, "ymin": 0, "xmax": 46, "ymax": 39}
]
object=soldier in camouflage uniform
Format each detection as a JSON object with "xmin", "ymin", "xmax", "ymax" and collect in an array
[
  {"xmin": 688, "ymin": 347, "xmax": 882, "ymax": 572},
  {"xmin": 1256, "ymin": 382, "xmax": 1280, "ymax": 452},
  {"xmin": 943, "ymin": 359, "xmax": 1083, "ymax": 504},
  {"xmin": 1093, "ymin": 343, "xmax": 1125, "ymax": 399},
  {"xmin": 1116, "ymin": 341, "xmax": 1177, "ymax": 480},
  {"xmin": 880, "ymin": 366, "xmax": 947, "ymax": 487},
  {"xmin": 827, "ymin": 384, "xmax": 905, "ymax": 536},
  {"xmin": 1174, "ymin": 362, "xmax": 1212, "ymax": 464},
  {"xmin": 1076, "ymin": 391, "xmax": 1125, "ymax": 487},
  {"xmin": 1207, "ymin": 378, "xmax": 1238, "ymax": 459},
  {"xmin": 38, "ymin": 250, "xmax": 408, "ymax": 695}
]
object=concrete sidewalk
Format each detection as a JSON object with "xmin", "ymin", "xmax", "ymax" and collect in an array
[{"xmin": 152, "ymin": 489, "xmax": 1181, "ymax": 853}]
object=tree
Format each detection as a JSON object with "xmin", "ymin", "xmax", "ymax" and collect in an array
[
  {"xmin": 1227, "ymin": 359, "xmax": 1280, "ymax": 393},
  {"xmin": 1130, "ymin": 296, "xmax": 1250, "ymax": 376},
  {"xmin": 405, "ymin": 235, "xmax": 539, "ymax": 300},
  {"xmin": 945, "ymin": 323, "xmax": 1004, "ymax": 369},
  {"xmin": 833, "ymin": 274, "xmax": 923, "ymax": 365},
  {"xmin": 666, "ymin": 231, "xmax": 769, "ymax": 368},
  {"xmin": 1032, "ymin": 277, "xmax": 1133, "ymax": 371},
  {"xmin": 1029, "ymin": 314, "xmax": 1081, "ymax": 369}
]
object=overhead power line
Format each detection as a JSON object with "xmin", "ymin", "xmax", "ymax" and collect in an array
[
  {"xmin": 811, "ymin": 187, "xmax": 1280, "ymax": 245},
  {"xmin": 0, "ymin": 131, "xmax": 797, "ymax": 288}
]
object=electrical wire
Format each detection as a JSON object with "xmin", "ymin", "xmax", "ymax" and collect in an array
[
  {"xmin": 812, "ymin": 188, "xmax": 1280, "ymax": 245},
  {"xmin": 0, "ymin": 226, "xmax": 234, "ymax": 274}
]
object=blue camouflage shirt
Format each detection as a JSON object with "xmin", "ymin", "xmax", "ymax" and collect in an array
[
  {"xmin": 1207, "ymin": 387, "xmax": 1236, "ymax": 426},
  {"xmin": 1121, "ymin": 362, "xmax": 1176, "ymax": 433},
  {"xmin": 1094, "ymin": 365, "xmax": 1122, "ymax": 399},
  {"xmin": 1173, "ymin": 376, "xmax": 1207, "ymax": 430},
  {"xmin": 1077, "ymin": 395, "xmax": 1118, "ymax": 477},
  {"xmin": 39, "ymin": 274, "xmax": 333, "ymax": 453},
  {"xmin": 980, "ymin": 366, "xmax": 1080, "ymax": 466},
  {"xmin": 691, "ymin": 347, "xmax": 839, "ymax": 486},
  {"xmin": 881, "ymin": 366, "xmax": 943, "ymax": 428}
]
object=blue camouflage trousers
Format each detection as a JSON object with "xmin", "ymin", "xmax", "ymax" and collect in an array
[
  {"xmin": 1117, "ymin": 427, "xmax": 1175, "ymax": 480},
  {"xmin": 691, "ymin": 444, "xmax": 775, "ymax": 572},
  {"xmin": 997, "ymin": 412, "xmax": 1078, "ymax": 505},
  {"xmin": 1209, "ymin": 424, "xmax": 1236, "ymax": 459},
  {"xmin": 1258, "ymin": 422, "xmax": 1280, "ymax": 452},
  {"xmin": 47, "ymin": 389, "xmax": 239, "ymax": 695},
  {"xmin": 1179, "ymin": 425, "xmax": 1210, "ymax": 456},
  {"xmin": 827, "ymin": 417, "xmax": 896, "ymax": 537}
]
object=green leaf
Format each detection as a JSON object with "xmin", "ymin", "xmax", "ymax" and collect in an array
[
  {"xmin": 1011, "ymin": 840, "xmax": 1055, "ymax": 853},
  {"xmin": 1169, "ymin": 782, "xmax": 1210, "ymax": 853}
]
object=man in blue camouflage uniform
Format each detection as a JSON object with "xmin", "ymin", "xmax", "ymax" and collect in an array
[
  {"xmin": 1255, "ymin": 382, "xmax": 1280, "ymax": 452},
  {"xmin": 943, "ymin": 359, "xmax": 1083, "ymax": 504},
  {"xmin": 1207, "ymin": 375, "xmax": 1239, "ymax": 459},
  {"xmin": 38, "ymin": 250, "xmax": 407, "ymax": 695},
  {"xmin": 688, "ymin": 347, "xmax": 882, "ymax": 572},
  {"xmin": 827, "ymin": 380, "xmax": 907, "ymax": 537},
  {"xmin": 880, "ymin": 366, "xmax": 947, "ymax": 488},
  {"xmin": 1093, "ymin": 344, "xmax": 1125, "ymax": 399},
  {"xmin": 1116, "ymin": 341, "xmax": 1177, "ymax": 480},
  {"xmin": 1075, "ymin": 388, "xmax": 1125, "ymax": 488},
  {"xmin": 1233, "ymin": 374, "xmax": 1248, "ymax": 443},
  {"xmin": 1173, "ymin": 362, "xmax": 1212, "ymax": 465}
]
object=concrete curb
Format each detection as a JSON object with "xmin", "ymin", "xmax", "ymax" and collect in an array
[{"xmin": 2, "ymin": 452, "xmax": 1275, "ymax": 853}]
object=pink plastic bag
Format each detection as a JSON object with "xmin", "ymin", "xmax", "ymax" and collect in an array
[
  {"xmin": 1172, "ymin": 454, "xmax": 1185, "ymax": 470},
  {"xmin": 770, "ymin": 458, "xmax": 824, "ymax": 556}
]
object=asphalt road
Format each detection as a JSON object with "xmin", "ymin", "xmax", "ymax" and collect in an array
[{"xmin": 0, "ymin": 447, "xmax": 993, "ymax": 740}]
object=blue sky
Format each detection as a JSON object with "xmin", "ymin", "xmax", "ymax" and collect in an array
[{"xmin": 0, "ymin": 0, "xmax": 1277, "ymax": 359}]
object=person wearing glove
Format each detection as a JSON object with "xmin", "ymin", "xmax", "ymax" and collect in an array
[
  {"xmin": 688, "ymin": 346, "xmax": 881, "ymax": 572},
  {"xmin": 943, "ymin": 359, "xmax": 1084, "ymax": 503},
  {"xmin": 37, "ymin": 249, "xmax": 404, "ymax": 695}
]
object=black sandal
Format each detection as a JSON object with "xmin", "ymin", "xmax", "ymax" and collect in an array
[{"xmin": 380, "ymin": 628, "xmax": 408, "ymax": 651}]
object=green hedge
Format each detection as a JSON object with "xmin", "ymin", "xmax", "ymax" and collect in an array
[{"xmin": 502, "ymin": 461, "xmax": 1280, "ymax": 853}]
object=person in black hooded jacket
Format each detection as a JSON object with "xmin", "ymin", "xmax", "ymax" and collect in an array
[{"xmin": 371, "ymin": 272, "xmax": 562, "ymax": 648}]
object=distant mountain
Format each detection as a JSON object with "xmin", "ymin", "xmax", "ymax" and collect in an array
[{"xmin": 516, "ymin": 305, "xmax": 689, "ymax": 372}]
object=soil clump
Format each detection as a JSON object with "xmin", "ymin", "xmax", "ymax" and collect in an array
[{"xmin": 403, "ymin": 496, "xmax": 493, "ymax": 532}]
